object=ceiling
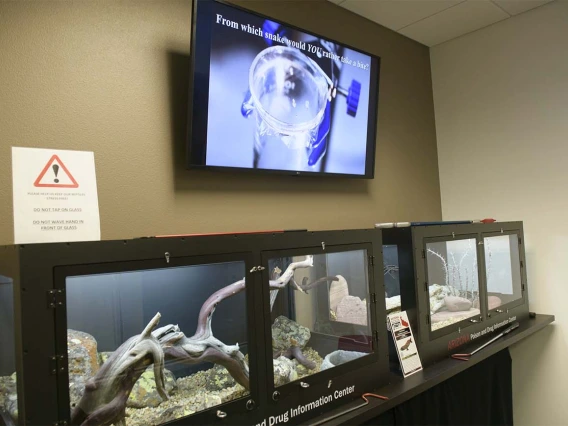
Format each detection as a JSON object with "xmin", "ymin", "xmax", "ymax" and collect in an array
[{"xmin": 328, "ymin": 0, "xmax": 555, "ymax": 46}]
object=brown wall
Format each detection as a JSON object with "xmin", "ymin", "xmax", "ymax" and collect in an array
[{"xmin": 0, "ymin": 0, "xmax": 441, "ymax": 245}]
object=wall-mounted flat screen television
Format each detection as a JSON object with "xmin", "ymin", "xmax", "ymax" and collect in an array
[{"xmin": 187, "ymin": 0, "xmax": 381, "ymax": 178}]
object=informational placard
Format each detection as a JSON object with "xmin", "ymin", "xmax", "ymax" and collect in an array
[
  {"xmin": 12, "ymin": 147, "xmax": 101, "ymax": 244},
  {"xmin": 387, "ymin": 311, "xmax": 423, "ymax": 377}
]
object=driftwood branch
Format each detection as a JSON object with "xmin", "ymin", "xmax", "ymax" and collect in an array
[
  {"xmin": 155, "ymin": 255, "xmax": 326, "ymax": 388},
  {"xmin": 71, "ymin": 313, "xmax": 167, "ymax": 426}
]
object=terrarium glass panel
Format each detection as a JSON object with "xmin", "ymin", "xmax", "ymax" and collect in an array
[
  {"xmin": 426, "ymin": 239, "xmax": 480, "ymax": 331},
  {"xmin": 268, "ymin": 250, "xmax": 373, "ymax": 387},
  {"xmin": 0, "ymin": 275, "xmax": 17, "ymax": 425},
  {"xmin": 65, "ymin": 261, "xmax": 249, "ymax": 426},
  {"xmin": 484, "ymin": 235, "xmax": 522, "ymax": 308},
  {"xmin": 383, "ymin": 245, "xmax": 401, "ymax": 316}
]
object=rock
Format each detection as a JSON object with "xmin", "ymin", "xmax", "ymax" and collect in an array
[
  {"xmin": 329, "ymin": 275, "xmax": 349, "ymax": 313},
  {"xmin": 5, "ymin": 392, "xmax": 18, "ymax": 423},
  {"xmin": 294, "ymin": 347, "xmax": 324, "ymax": 377},
  {"xmin": 488, "ymin": 296, "xmax": 502, "ymax": 310},
  {"xmin": 162, "ymin": 405, "xmax": 195, "ymax": 423},
  {"xmin": 472, "ymin": 296, "xmax": 502, "ymax": 310},
  {"xmin": 385, "ymin": 295, "xmax": 401, "ymax": 312},
  {"xmin": 336, "ymin": 296, "xmax": 368, "ymax": 326},
  {"xmin": 128, "ymin": 366, "xmax": 177, "ymax": 408},
  {"xmin": 204, "ymin": 364, "xmax": 236, "ymax": 391},
  {"xmin": 272, "ymin": 316, "xmax": 311, "ymax": 352},
  {"xmin": 67, "ymin": 330, "xmax": 99, "ymax": 408},
  {"xmin": 429, "ymin": 284, "xmax": 454, "ymax": 314},
  {"xmin": 444, "ymin": 296, "xmax": 472, "ymax": 312},
  {"xmin": 273, "ymin": 356, "xmax": 298, "ymax": 386},
  {"xmin": 430, "ymin": 308, "xmax": 480, "ymax": 324},
  {"xmin": 321, "ymin": 350, "xmax": 368, "ymax": 371},
  {"xmin": 1, "ymin": 373, "xmax": 17, "ymax": 423},
  {"xmin": 194, "ymin": 394, "xmax": 222, "ymax": 411},
  {"xmin": 98, "ymin": 351, "xmax": 113, "ymax": 366}
]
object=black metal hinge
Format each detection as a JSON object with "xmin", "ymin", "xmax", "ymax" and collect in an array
[
  {"xmin": 519, "ymin": 237, "xmax": 522, "ymax": 245},
  {"xmin": 522, "ymin": 283, "xmax": 526, "ymax": 291},
  {"xmin": 371, "ymin": 293, "xmax": 377, "ymax": 304},
  {"xmin": 424, "ymin": 281, "xmax": 428, "ymax": 292},
  {"xmin": 369, "ymin": 256, "xmax": 375, "ymax": 266},
  {"xmin": 426, "ymin": 315, "xmax": 430, "ymax": 325},
  {"xmin": 520, "ymin": 260, "xmax": 524, "ymax": 268},
  {"xmin": 422, "ymin": 249, "xmax": 426, "ymax": 259},
  {"xmin": 50, "ymin": 354, "xmax": 67, "ymax": 375},
  {"xmin": 374, "ymin": 330, "xmax": 379, "ymax": 342},
  {"xmin": 47, "ymin": 289, "xmax": 65, "ymax": 309}
]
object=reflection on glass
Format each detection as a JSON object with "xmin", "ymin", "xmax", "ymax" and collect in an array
[
  {"xmin": 66, "ymin": 262, "xmax": 249, "ymax": 426},
  {"xmin": 268, "ymin": 250, "xmax": 372, "ymax": 387},
  {"xmin": 484, "ymin": 235, "xmax": 522, "ymax": 309},
  {"xmin": 383, "ymin": 245, "xmax": 401, "ymax": 316},
  {"xmin": 0, "ymin": 275, "xmax": 17, "ymax": 426},
  {"xmin": 426, "ymin": 239, "xmax": 480, "ymax": 331}
]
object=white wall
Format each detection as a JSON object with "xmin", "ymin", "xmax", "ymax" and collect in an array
[{"xmin": 431, "ymin": 1, "xmax": 567, "ymax": 424}]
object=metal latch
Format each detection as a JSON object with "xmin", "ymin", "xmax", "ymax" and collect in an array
[
  {"xmin": 50, "ymin": 354, "xmax": 67, "ymax": 375},
  {"xmin": 47, "ymin": 289, "xmax": 65, "ymax": 309},
  {"xmin": 249, "ymin": 266, "xmax": 266, "ymax": 273}
]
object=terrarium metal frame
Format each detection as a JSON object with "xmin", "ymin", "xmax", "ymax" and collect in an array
[
  {"xmin": 480, "ymin": 229, "xmax": 527, "ymax": 318},
  {"xmin": 421, "ymin": 233, "xmax": 486, "ymax": 341},
  {"xmin": 0, "ymin": 229, "xmax": 389, "ymax": 426},
  {"xmin": 383, "ymin": 221, "xmax": 530, "ymax": 367},
  {"xmin": 52, "ymin": 251, "xmax": 259, "ymax": 426},
  {"xmin": 261, "ymin": 243, "xmax": 379, "ymax": 397},
  {"xmin": 256, "ymin": 231, "xmax": 388, "ymax": 422}
]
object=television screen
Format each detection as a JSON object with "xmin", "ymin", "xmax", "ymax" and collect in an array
[{"xmin": 187, "ymin": 0, "xmax": 381, "ymax": 178}]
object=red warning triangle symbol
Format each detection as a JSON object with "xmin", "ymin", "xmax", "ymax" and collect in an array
[{"xmin": 33, "ymin": 155, "xmax": 79, "ymax": 188}]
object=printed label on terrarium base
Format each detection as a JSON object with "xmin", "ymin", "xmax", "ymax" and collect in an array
[{"xmin": 388, "ymin": 311, "xmax": 423, "ymax": 377}]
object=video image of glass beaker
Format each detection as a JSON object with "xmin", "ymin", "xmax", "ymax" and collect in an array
[{"xmin": 242, "ymin": 47, "xmax": 329, "ymax": 172}]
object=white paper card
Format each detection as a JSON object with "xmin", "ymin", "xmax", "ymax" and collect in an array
[
  {"xmin": 12, "ymin": 147, "xmax": 101, "ymax": 244},
  {"xmin": 387, "ymin": 311, "xmax": 423, "ymax": 377}
]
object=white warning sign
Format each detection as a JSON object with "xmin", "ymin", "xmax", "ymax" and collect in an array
[{"xmin": 12, "ymin": 147, "xmax": 101, "ymax": 244}]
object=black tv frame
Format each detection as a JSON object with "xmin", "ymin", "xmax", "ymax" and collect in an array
[{"xmin": 186, "ymin": 0, "xmax": 381, "ymax": 179}]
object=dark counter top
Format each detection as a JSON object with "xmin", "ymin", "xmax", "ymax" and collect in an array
[{"xmin": 311, "ymin": 314, "xmax": 555, "ymax": 425}]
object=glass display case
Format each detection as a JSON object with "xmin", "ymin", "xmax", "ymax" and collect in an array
[
  {"xmin": 267, "ymin": 250, "xmax": 373, "ymax": 389},
  {"xmin": 383, "ymin": 245, "xmax": 401, "ymax": 316},
  {"xmin": 0, "ymin": 275, "xmax": 17, "ymax": 426},
  {"xmin": 62, "ymin": 260, "xmax": 250, "ymax": 426},
  {"xmin": 382, "ymin": 222, "xmax": 530, "ymax": 366},
  {"xmin": 425, "ymin": 237, "xmax": 481, "ymax": 333},
  {"xmin": 483, "ymin": 233, "xmax": 524, "ymax": 313},
  {"xmin": 0, "ymin": 228, "xmax": 388, "ymax": 426}
]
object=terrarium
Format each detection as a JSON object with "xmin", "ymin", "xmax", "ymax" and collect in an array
[
  {"xmin": 63, "ymin": 260, "xmax": 251, "ymax": 426},
  {"xmin": 381, "ymin": 222, "xmax": 530, "ymax": 366},
  {"xmin": 0, "ymin": 229, "xmax": 388, "ymax": 425},
  {"xmin": 0, "ymin": 275, "xmax": 17, "ymax": 426},
  {"xmin": 426, "ymin": 237, "xmax": 481, "ymax": 333},
  {"xmin": 267, "ymin": 250, "xmax": 373, "ymax": 388},
  {"xmin": 383, "ymin": 245, "xmax": 401, "ymax": 316},
  {"xmin": 483, "ymin": 233, "xmax": 524, "ymax": 313}
]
